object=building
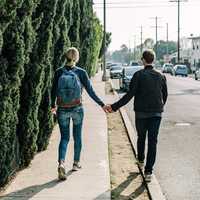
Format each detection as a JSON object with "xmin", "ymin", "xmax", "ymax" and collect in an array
[{"xmin": 189, "ymin": 36, "xmax": 200, "ymax": 69}]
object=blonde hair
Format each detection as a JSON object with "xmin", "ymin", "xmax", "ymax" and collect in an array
[{"xmin": 64, "ymin": 47, "xmax": 79, "ymax": 66}]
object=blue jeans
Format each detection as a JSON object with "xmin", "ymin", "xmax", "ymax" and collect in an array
[
  {"xmin": 135, "ymin": 117, "xmax": 161, "ymax": 174},
  {"xmin": 57, "ymin": 106, "xmax": 84, "ymax": 162}
]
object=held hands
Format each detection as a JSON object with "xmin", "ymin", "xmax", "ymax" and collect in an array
[
  {"xmin": 102, "ymin": 104, "xmax": 113, "ymax": 113},
  {"xmin": 51, "ymin": 105, "xmax": 113, "ymax": 114},
  {"xmin": 51, "ymin": 107, "xmax": 57, "ymax": 115}
]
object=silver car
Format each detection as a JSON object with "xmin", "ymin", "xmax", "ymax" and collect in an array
[
  {"xmin": 162, "ymin": 63, "xmax": 174, "ymax": 75},
  {"xmin": 174, "ymin": 65, "xmax": 188, "ymax": 77},
  {"xmin": 110, "ymin": 65, "xmax": 123, "ymax": 79},
  {"xmin": 119, "ymin": 66, "xmax": 143, "ymax": 91}
]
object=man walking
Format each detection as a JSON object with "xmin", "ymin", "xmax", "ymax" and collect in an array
[{"xmin": 106, "ymin": 49, "xmax": 168, "ymax": 182}]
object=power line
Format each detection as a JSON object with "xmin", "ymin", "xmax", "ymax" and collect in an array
[
  {"xmin": 94, "ymin": 5, "xmax": 176, "ymax": 9},
  {"xmin": 93, "ymin": 0, "xmax": 175, "ymax": 3},
  {"xmin": 94, "ymin": 1, "xmax": 173, "ymax": 4}
]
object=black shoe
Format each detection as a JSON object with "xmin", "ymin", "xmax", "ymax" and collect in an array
[{"xmin": 144, "ymin": 172, "xmax": 152, "ymax": 183}]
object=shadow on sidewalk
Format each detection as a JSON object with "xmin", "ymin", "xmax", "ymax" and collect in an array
[
  {"xmin": 0, "ymin": 170, "xmax": 74, "ymax": 200},
  {"xmin": 111, "ymin": 172, "xmax": 146, "ymax": 200}
]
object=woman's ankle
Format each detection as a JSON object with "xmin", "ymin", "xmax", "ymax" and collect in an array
[{"xmin": 59, "ymin": 160, "xmax": 65, "ymax": 165}]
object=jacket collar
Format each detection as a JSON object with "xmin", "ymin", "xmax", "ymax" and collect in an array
[{"xmin": 144, "ymin": 65, "xmax": 153, "ymax": 69}]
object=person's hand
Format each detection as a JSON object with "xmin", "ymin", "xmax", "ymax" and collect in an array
[
  {"xmin": 51, "ymin": 107, "xmax": 57, "ymax": 115},
  {"xmin": 103, "ymin": 104, "xmax": 113, "ymax": 113},
  {"xmin": 102, "ymin": 105, "xmax": 109, "ymax": 113}
]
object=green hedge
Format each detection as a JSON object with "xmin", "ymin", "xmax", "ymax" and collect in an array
[{"xmin": 0, "ymin": 0, "xmax": 103, "ymax": 187}]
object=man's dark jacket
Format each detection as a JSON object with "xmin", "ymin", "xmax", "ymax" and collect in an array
[{"xmin": 111, "ymin": 65, "xmax": 168, "ymax": 113}]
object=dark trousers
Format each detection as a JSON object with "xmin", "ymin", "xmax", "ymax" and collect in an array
[{"xmin": 135, "ymin": 117, "xmax": 161, "ymax": 174}]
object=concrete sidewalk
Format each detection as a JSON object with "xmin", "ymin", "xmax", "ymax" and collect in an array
[{"xmin": 0, "ymin": 72, "xmax": 110, "ymax": 200}]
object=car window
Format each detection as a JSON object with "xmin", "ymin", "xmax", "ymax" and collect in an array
[
  {"xmin": 124, "ymin": 67, "xmax": 142, "ymax": 76},
  {"xmin": 111, "ymin": 66, "xmax": 122, "ymax": 71},
  {"xmin": 177, "ymin": 66, "xmax": 187, "ymax": 70},
  {"xmin": 164, "ymin": 64, "xmax": 173, "ymax": 68},
  {"xmin": 166, "ymin": 64, "xmax": 173, "ymax": 68}
]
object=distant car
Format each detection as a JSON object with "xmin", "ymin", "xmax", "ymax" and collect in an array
[
  {"xmin": 174, "ymin": 64, "xmax": 188, "ymax": 77},
  {"xmin": 194, "ymin": 69, "xmax": 200, "ymax": 80},
  {"xmin": 129, "ymin": 61, "xmax": 139, "ymax": 67},
  {"xmin": 110, "ymin": 65, "xmax": 123, "ymax": 79},
  {"xmin": 106, "ymin": 63, "xmax": 121, "ymax": 69},
  {"xmin": 162, "ymin": 63, "xmax": 174, "ymax": 75},
  {"xmin": 106, "ymin": 62, "xmax": 113, "ymax": 69},
  {"xmin": 119, "ymin": 66, "xmax": 143, "ymax": 91}
]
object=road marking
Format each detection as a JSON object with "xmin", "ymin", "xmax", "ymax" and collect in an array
[{"xmin": 175, "ymin": 122, "xmax": 191, "ymax": 126}]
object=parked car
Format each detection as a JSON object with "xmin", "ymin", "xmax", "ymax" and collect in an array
[
  {"xmin": 106, "ymin": 62, "xmax": 113, "ymax": 69},
  {"xmin": 194, "ymin": 69, "xmax": 200, "ymax": 80},
  {"xmin": 119, "ymin": 66, "xmax": 143, "ymax": 91},
  {"xmin": 110, "ymin": 65, "xmax": 123, "ymax": 79},
  {"xmin": 162, "ymin": 63, "xmax": 174, "ymax": 75},
  {"xmin": 106, "ymin": 63, "xmax": 121, "ymax": 69},
  {"xmin": 129, "ymin": 61, "xmax": 139, "ymax": 67},
  {"xmin": 174, "ymin": 64, "xmax": 188, "ymax": 77}
]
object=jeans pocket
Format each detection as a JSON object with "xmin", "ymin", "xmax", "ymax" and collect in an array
[{"xmin": 72, "ymin": 107, "xmax": 84, "ymax": 125}]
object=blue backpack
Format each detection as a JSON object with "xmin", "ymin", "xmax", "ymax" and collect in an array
[{"xmin": 56, "ymin": 68, "xmax": 82, "ymax": 107}]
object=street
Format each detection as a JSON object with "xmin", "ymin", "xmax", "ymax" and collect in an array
[{"xmin": 112, "ymin": 74, "xmax": 200, "ymax": 200}]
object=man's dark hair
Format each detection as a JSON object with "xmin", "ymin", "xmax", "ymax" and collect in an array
[{"xmin": 142, "ymin": 50, "xmax": 155, "ymax": 64}]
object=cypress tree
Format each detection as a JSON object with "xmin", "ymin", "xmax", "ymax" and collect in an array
[
  {"xmin": 68, "ymin": 0, "xmax": 80, "ymax": 48},
  {"xmin": 79, "ymin": 1, "xmax": 103, "ymax": 76},
  {"xmin": 17, "ymin": 0, "xmax": 58, "ymax": 166},
  {"xmin": 0, "ymin": 13, "xmax": 26, "ymax": 187}
]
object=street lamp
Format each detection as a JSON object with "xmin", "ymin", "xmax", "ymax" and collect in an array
[
  {"xmin": 102, "ymin": 0, "xmax": 108, "ymax": 81},
  {"xmin": 169, "ymin": 0, "xmax": 188, "ymax": 63}
]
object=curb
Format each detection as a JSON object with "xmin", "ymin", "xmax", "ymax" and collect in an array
[{"xmin": 109, "ymin": 79, "xmax": 166, "ymax": 200}]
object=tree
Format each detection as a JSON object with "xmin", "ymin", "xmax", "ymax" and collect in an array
[
  {"xmin": 99, "ymin": 31, "xmax": 112, "ymax": 59},
  {"xmin": 144, "ymin": 38, "xmax": 154, "ymax": 49},
  {"xmin": 154, "ymin": 40, "xmax": 177, "ymax": 60}
]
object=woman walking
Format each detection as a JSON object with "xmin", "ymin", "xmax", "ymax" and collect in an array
[{"xmin": 51, "ymin": 47, "xmax": 107, "ymax": 180}]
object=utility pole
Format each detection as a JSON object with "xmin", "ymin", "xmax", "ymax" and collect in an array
[
  {"xmin": 140, "ymin": 26, "xmax": 143, "ymax": 56},
  {"xmin": 178, "ymin": 0, "xmax": 180, "ymax": 63},
  {"xmin": 128, "ymin": 39, "xmax": 131, "ymax": 64},
  {"xmin": 102, "ymin": 0, "xmax": 108, "ymax": 81},
  {"xmin": 134, "ymin": 35, "xmax": 136, "ymax": 60},
  {"xmin": 169, "ymin": 0, "xmax": 188, "ymax": 63},
  {"xmin": 150, "ymin": 16, "xmax": 162, "ymax": 60},
  {"xmin": 166, "ymin": 23, "xmax": 169, "ymax": 56}
]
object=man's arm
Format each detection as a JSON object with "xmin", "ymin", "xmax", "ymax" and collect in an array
[
  {"xmin": 111, "ymin": 72, "xmax": 139, "ymax": 112},
  {"xmin": 162, "ymin": 75, "xmax": 168, "ymax": 105}
]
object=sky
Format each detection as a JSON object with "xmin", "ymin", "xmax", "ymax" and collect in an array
[{"xmin": 93, "ymin": 0, "xmax": 200, "ymax": 51}]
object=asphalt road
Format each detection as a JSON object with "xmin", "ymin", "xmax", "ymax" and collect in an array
[{"xmin": 111, "ymin": 74, "xmax": 200, "ymax": 200}]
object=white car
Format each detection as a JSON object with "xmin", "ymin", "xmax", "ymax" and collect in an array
[{"xmin": 162, "ymin": 63, "xmax": 174, "ymax": 75}]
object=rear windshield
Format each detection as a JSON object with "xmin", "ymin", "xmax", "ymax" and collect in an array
[
  {"xmin": 177, "ymin": 66, "xmax": 187, "ymax": 70},
  {"xmin": 165, "ymin": 64, "xmax": 173, "ymax": 68}
]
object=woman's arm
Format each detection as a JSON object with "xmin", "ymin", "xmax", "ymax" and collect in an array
[
  {"xmin": 81, "ymin": 70, "xmax": 105, "ymax": 107},
  {"xmin": 51, "ymin": 70, "xmax": 59, "ymax": 109}
]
